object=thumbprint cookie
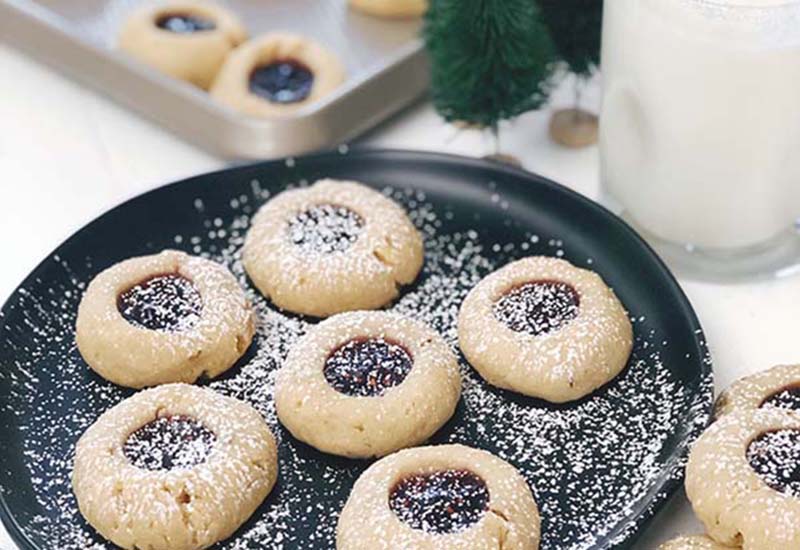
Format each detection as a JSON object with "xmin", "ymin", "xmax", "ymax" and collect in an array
[
  {"xmin": 72, "ymin": 384, "xmax": 277, "ymax": 550},
  {"xmin": 715, "ymin": 364, "xmax": 800, "ymax": 419},
  {"xmin": 243, "ymin": 179, "xmax": 424, "ymax": 317},
  {"xmin": 119, "ymin": 1, "xmax": 247, "ymax": 89},
  {"xmin": 686, "ymin": 408, "xmax": 800, "ymax": 549},
  {"xmin": 275, "ymin": 311, "xmax": 460, "ymax": 458},
  {"xmin": 458, "ymin": 256, "xmax": 632, "ymax": 403},
  {"xmin": 76, "ymin": 250, "xmax": 255, "ymax": 388},
  {"xmin": 211, "ymin": 33, "xmax": 345, "ymax": 117},
  {"xmin": 337, "ymin": 444, "xmax": 540, "ymax": 549}
]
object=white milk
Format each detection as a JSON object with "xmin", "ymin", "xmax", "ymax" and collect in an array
[{"xmin": 600, "ymin": 0, "xmax": 800, "ymax": 249}]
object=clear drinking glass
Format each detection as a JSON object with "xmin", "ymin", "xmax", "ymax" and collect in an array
[{"xmin": 600, "ymin": 0, "xmax": 800, "ymax": 280}]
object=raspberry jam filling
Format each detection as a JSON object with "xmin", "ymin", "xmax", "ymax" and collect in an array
[
  {"xmin": 761, "ymin": 386, "xmax": 800, "ymax": 411},
  {"xmin": 124, "ymin": 415, "xmax": 216, "ymax": 471},
  {"xmin": 156, "ymin": 13, "xmax": 216, "ymax": 33},
  {"xmin": 287, "ymin": 204, "xmax": 364, "ymax": 254},
  {"xmin": 747, "ymin": 429, "xmax": 800, "ymax": 497},
  {"xmin": 250, "ymin": 59, "xmax": 315, "ymax": 104},
  {"xmin": 324, "ymin": 338, "xmax": 413, "ymax": 397},
  {"xmin": 389, "ymin": 469, "xmax": 490, "ymax": 534},
  {"xmin": 117, "ymin": 273, "xmax": 203, "ymax": 332},
  {"xmin": 493, "ymin": 280, "xmax": 580, "ymax": 336}
]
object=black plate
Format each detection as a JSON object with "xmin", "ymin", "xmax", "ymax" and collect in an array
[{"xmin": 0, "ymin": 149, "xmax": 712, "ymax": 550}]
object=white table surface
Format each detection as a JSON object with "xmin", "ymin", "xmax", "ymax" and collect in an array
[{"xmin": 3, "ymin": 42, "xmax": 800, "ymax": 550}]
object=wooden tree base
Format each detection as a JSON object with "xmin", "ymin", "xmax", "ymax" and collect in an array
[{"xmin": 549, "ymin": 108, "xmax": 598, "ymax": 148}]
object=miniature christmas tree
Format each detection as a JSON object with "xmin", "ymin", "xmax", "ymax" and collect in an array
[
  {"xmin": 423, "ymin": 0, "xmax": 555, "ymax": 160},
  {"xmin": 538, "ymin": 0, "xmax": 602, "ymax": 79},
  {"xmin": 537, "ymin": 0, "xmax": 604, "ymax": 148}
]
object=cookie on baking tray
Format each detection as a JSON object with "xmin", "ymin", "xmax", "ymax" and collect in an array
[
  {"xmin": 211, "ymin": 33, "xmax": 345, "ymax": 116},
  {"xmin": 337, "ymin": 444, "xmax": 540, "ymax": 550},
  {"xmin": 275, "ymin": 310, "xmax": 460, "ymax": 458},
  {"xmin": 72, "ymin": 383, "xmax": 277, "ymax": 550},
  {"xmin": 458, "ymin": 256, "xmax": 632, "ymax": 403},
  {"xmin": 119, "ymin": 1, "xmax": 247, "ymax": 89},
  {"xmin": 76, "ymin": 249, "xmax": 255, "ymax": 388},
  {"xmin": 349, "ymin": 0, "xmax": 428, "ymax": 18},
  {"xmin": 243, "ymin": 179, "xmax": 424, "ymax": 317}
]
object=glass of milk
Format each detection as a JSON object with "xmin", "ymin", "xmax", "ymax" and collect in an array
[{"xmin": 600, "ymin": 0, "xmax": 800, "ymax": 280}]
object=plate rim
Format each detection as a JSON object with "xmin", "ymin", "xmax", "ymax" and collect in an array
[{"xmin": 0, "ymin": 148, "xmax": 714, "ymax": 550}]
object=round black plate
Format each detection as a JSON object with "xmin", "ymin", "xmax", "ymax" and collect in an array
[{"xmin": 0, "ymin": 149, "xmax": 712, "ymax": 550}]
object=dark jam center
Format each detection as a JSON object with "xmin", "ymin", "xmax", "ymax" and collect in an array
[
  {"xmin": 287, "ymin": 204, "xmax": 364, "ymax": 255},
  {"xmin": 117, "ymin": 274, "xmax": 203, "ymax": 332},
  {"xmin": 324, "ymin": 338, "xmax": 413, "ymax": 397},
  {"xmin": 761, "ymin": 386, "xmax": 800, "ymax": 411},
  {"xmin": 249, "ymin": 59, "xmax": 314, "ymax": 104},
  {"xmin": 123, "ymin": 415, "xmax": 216, "ymax": 471},
  {"xmin": 747, "ymin": 429, "xmax": 800, "ymax": 497},
  {"xmin": 389, "ymin": 470, "xmax": 490, "ymax": 534},
  {"xmin": 156, "ymin": 13, "xmax": 216, "ymax": 33},
  {"xmin": 493, "ymin": 280, "xmax": 580, "ymax": 336}
]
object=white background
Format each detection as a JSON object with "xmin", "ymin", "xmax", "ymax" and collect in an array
[{"xmin": 3, "ymin": 41, "xmax": 800, "ymax": 549}]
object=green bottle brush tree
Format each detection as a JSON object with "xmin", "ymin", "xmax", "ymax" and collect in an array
[
  {"xmin": 424, "ymin": 0, "xmax": 603, "ymax": 155},
  {"xmin": 538, "ymin": 0, "xmax": 603, "ymax": 148},
  {"xmin": 423, "ymin": 0, "xmax": 555, "ymax": 163}
]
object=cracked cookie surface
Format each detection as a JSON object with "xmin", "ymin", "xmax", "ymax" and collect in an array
[
  {"xmin": 243, "ymin": 179, "xmax": 424, "ymax": 317},
  {"xmin": 275, "ymin": 311, "xmax": 461, "ymax": 458},
  {"xmin": 337, "ymin": 444, "xmax": 540, "ymax": 549},
  {"xmin": 71, "ymin": 383, "xmax": 278, "ymax": 550}
]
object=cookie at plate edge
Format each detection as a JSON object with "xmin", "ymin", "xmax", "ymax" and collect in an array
[
  {"xmin": 715, "ymin": 363, "xmax": 800, "ymax": 419},
  {"xmin": 686, "ymin": 408, "xmax": 800, "ymax": 548},
  {"xmin": 458, "ymin": 256, "xmax": 632, "ymax": 403},
  {"xmin": 72, "ymin": 383, "xmax": 278, "ymax": 550},
  {"xmin": 658, "ymin": 535, "xmax": 734, "ymax": 550}
]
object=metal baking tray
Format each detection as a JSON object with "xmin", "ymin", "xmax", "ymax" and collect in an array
[{"xmin": 0, "ymin": 0, "xmax": 429, "ymax": 159}]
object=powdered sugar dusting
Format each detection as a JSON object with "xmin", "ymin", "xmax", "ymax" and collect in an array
[
  {"xmin": 389, "ymin": 469, "xmax": 490, "ymax": 534},
  {"xmin": 0, "ymin": 176, "xmax": 712, "ymax": 549},
  {"xmin": 122, "ymin": 415, "xmax": 216, "ymax": 471},
  {"xmin": 116, "ymin": 274, "xmax": 203, "ymax": 332},
  {"xmin": 323, "ymin": 338, "xmax": 413, "ymax": 398},
  {"xmin": 493, "ymin": 281, "xmax": 580, "ymax": 336},
  {"xmin": 746, "ymin": 429, "xmax": 800, "ymax": 497},
  {"xmin": 287, "ymin": 204, "xmax": 364, "ymax": 255}
]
